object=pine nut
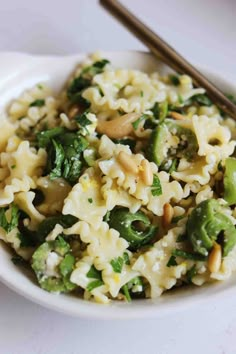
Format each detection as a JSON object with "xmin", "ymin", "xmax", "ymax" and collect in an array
[
  {"xmin": 162, "ymin": 203, "xmax": 174, "ymax": 228},
  {"xmin": 68, "ymin": 105, "xmax": 80, "ymax": 119},
  {"xmin": 97, "ymin": 113, "xmax": 140, "ymax": 139},
  {"xmin": 117, "ymin": 151, "xmax": 139, "ymax": 174},
  {"xmin": 140, "ymin": 159, "xmax": 153, "ymax": 186},
  {"xmin": 170, "ymin": 111, "xmax": 185, "ymax": 120},
  {"xmin": 208, "ymin": 243, "xmax": 222, "ymax": 273}
]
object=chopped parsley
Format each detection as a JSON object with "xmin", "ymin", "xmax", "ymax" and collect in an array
[
  {"xmin": 186, "ymin": 265, "xmax": 197, "ymax": 283},
  {"xmin": 191, "ymin": 94, "xmax": 212, "ymax": 107},
  {"xmin": 86, "ymin": 265, "xmax": 104, "ymax": 292},
  {"xmin": 87, "ymin": 265, "xmax": 102, "ymax": 280},
  {"xmin": 29, "ymin": 99, "xmax": 45, "ymax": 107},
  {"xmin": 0, "ymin": 204, "xmax": 19, "ymax": 233},
  {"xmin": 75, "ymin": 111, "xmax": 92, "ymax": 135},
  {"xmin": 110, "ymin": 256, "xmax": 124, "ymax": 273},
  {"xmin": 67, "ymin": 59, "xmax": 109, "ymax": 105},
  {"xmin": 122, "ymin": 284, "xmax": 131, "ymax": 302},
  {"xmin": 123, "ymin": 252, "xmax": 130, "ymax": 265},
  {"xmin": 86, "ymin": 280, "xmax": 104, "ymax": 292},
  {"xmin": 113, "ymin": 138, "xmax": 136, "ymax": 152},
  {"xmin": 168, "ymin": 158, "xmax": 178, "ymax": 173},
  {"xmin": 172, "ymin": 249, "xmax": 207, "ymax": 261},
  {"xmin": 103, "ymin": 211, "xmax": 111, "ymax": 223},
  {"xmin": 151, "ymin": 174, "xmax": 162, "ymax": 196},
  {"xmin": 169, "ymin": 74, "xmax": 180, "ymax": 86},
  {"xmin": 166, "ymin": 255, "xmax": 178, "ymax": 267},
  {"xmin": 38, "ymin": 127, "xmax": 88, "ymax": 185},
  {"xmin": 11, "ymin": 165, "xmax": 16, "ymax": 169},
  {"xmin": 49, "ymin": 139, "xmax": 65, "ymax": 180},
  {"xmin": 140, "ymin": 90, "xmax": 144, "ymax": 97},
  {"xmin": 88, "ymin": 198, "xmax": 93, "ymax": 204}
]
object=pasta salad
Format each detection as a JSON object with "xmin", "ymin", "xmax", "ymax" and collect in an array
[{"xmin": 1, "ymin": 52, "xmax": 236, "ymax": 304}]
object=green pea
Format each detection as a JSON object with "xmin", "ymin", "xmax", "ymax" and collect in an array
[{"xmin": 108, "ymin": 208, "xmax": 158, "ymax": 251}]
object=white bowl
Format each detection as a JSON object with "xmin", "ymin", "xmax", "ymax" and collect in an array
[{"xmin": 0, "ymin": 51, "xmax": 235, "ymax": 319}]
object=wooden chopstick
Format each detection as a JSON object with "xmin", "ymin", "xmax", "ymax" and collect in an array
[{"xmin": 100, "ymin": 0, "xmax": 236, "ymax": 120}]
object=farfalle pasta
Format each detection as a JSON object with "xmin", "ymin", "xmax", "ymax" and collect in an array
[{"xmin": 1, "ymin": 53, "xmax": 236, "ymax": 304}]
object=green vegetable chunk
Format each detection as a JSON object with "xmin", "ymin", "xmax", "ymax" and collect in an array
[
  {"xmin": 224, "ymin": 157, "xmax": 236, "ymax": 205},
  {"xmin": 186, "ymin": 199, "xmax": 236, "ymax": 257},
  {"xmin": 148, "ymin": 120, "xmax": 198, "ymax": 168},
  {"xmin": 32, "ymin": 236, "xmax": 76, "ymax": 293},
  {"xmin": 108, "ymin": 208, "xmax": 158, "ymax": 251},
  {"xmin": 151, "ymin": 101, "xmax": 168, "ymax": 121},
  {"xmin": 37, "ymin": 214, "xmax": 78, "ymax": 243}
]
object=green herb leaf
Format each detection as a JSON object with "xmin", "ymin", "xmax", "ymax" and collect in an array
[
  {"xmin": 113, "ymin": 138, "xmax": 136, "ymax": 152},
  {"xmin": 172, "ymin": 249, "xmax": 207, "ymax": 261},
  {"xmin": 110, "ymin": 256, "xmax": 124, "ymax": 273},
  {"xmin": 186, "ymin": 265, "xmax": 197, "ymax": 283},
  {"xmin": 103, "ymin": 211, "xmax": 111, "ymax": 223},
  {"xmin": 86, "ymin": 280, "xmax": 104, "ymax": 292},
  {"xmin": 44, "ymin": 130, "xmax": 88, "ymax": 184},
  {"xmin": 88, "ymin": 198, "xmax": 93, "ymax": 204},
  {"xmin": 0, "ymin": 204, "xmax": 19, "ymax": 233},
  {"xmin": 122, "ymin": 284, "xmax": 131, "ymax": 302},
  {"xmin": 169, "ymin": 74, "xmax": 180, "ymax": 86},
  {"xmin": 151, "ymin": 174, "xmax": 162, "ymax": 196},
  {"xmin": 37, "ymin": 127, "xmax": 65, "ymax": 148},
  {"xmin": 82, "ymin": 59, "xmax": 110, "ymax": 77},
  {"xmin": 166, "ymin": 255, "xmax": 177, "ymax": 267},
  {"xmin": 75, "ymin": 111, "xmax": 92, "ymax": 134},
  {"xmin": 29, "ymin": 99, "xmax": 45, "ymax": 107},
  {"xmin": 140, "ymin": 90, "xmax": 144, "ymax": 97},
  {"xmin": 49, "ymin": 140, "xmax": 65, "ymax": 180},
  {"xmin": 193, "ymin": 94, "xmax": 212, "ymax": 106},
  {"xmin": 87, "ymin": 265, "xmax": 102, "ymax": 280},
  {"xmin": 123, "ymin": 252, "xmax": 130, "ymax": 265},
  {"xmin": 168, "ymin": 158, "xmax": 178, "ymax": 173},
  {"xmin": 67, "ymin": 77, "xmax": 91, "ymax": 100}
]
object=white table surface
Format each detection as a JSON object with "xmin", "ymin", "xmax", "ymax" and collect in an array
[{"xmin": 0, "ymin": 1, "xmax": 236, "ymax": 353}]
